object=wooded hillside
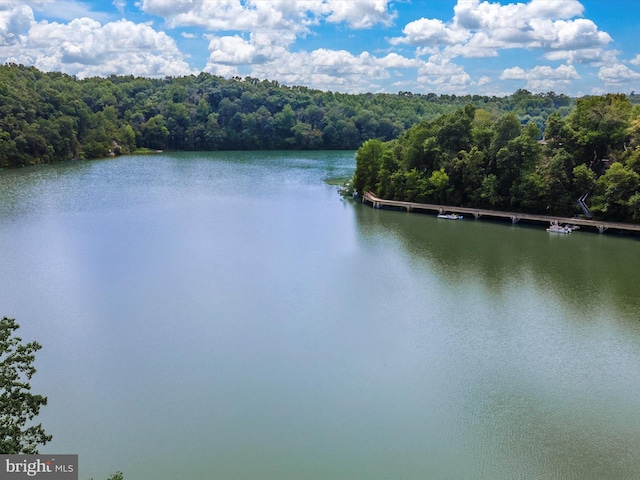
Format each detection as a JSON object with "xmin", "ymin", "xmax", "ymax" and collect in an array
[
  {"xmin": 0, "ymin": 63, "xmax": 576, "ymax": 167},
  {"xmin": 353, "ymin": 96, "xmax": 640, "ymax": 224}
]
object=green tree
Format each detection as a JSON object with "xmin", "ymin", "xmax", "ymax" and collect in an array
[
  {"xmin": 570, "ymin": 94, "xmax": 632, "ymax": 164},
  {"xmin": 354, "ymin": 139, "xmax": 386, "ymax": 194},
  {"xmin": 471, "ymin": 109, "xmax": 494, "ymax": 151},
  {"xmin": 404, "ymin": 168, "xmax": 428, "ymax": 202},
  {"xmin": 0, "ymin": 317, "xmax": 51, "ymax": 454},
  {"xmin": 274, "ymin": 104, "xmax": 296, "ymax": 137},
  {"xmin": 479, "ymin": 174, "xmax": 501, "ymax": 208},
  {"xmin": 436, "ymin": 104, "xmax": 475, "ymax": 155},
  {"xmin": 427, "ymin": 168, "xmax": 451, "ymax": 204},
  {"xmin": 494, "ymin": 128, "xmax": 541, "ymax": 205},
  {"xmin": 572, "ymin": 163, "xmax": 596, "ymax": 198},
  {"xmin": 490, "ymin": 112, "xmax": 522, "ymax": 156},
  {"xmin": 376, "ymin": 148, "xmax": 400, "ymax": 199},
  {"xmin": 141, "ymin": 115, "xmax": 169, "ymax": 150},
  {"xmin": 591, "ymin": 162, "xmax": 640, "ymax": 221},
  {"xmin": 455, "ymin": 146, "xmax": 486, "ymax": 204}
]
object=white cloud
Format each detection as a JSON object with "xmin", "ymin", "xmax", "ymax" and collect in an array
[
  {"xmin": 501, "ymin": 64, "xmax": 579, "ymax": 80},
  {"xmin": 500, "ymin": 64, "xmax": 580, "ymax": 91},
  {"xmin": 140, "ymin": 0, "xmax": 298, "ymax": 32},
  {"xmin": 453, "ymin": 0, "xmax": 584, "ymax": 31},
  {"xmin": 204, "ymin": 63, "xmax": 240, "ymax": 78},
  {"xmin": 242, "ymin": 48, "xmax": 395, "ymax": 93},
  {"xmin": 598, "ymin": 63, "xmax": 640, "ymax": 87},
  {"xmin": 0, "ymin": 17, "xmax": 193, "ymax": 78},
  {"xmin": 377, "ymin": 52, "xmax": 420, "ymax": 69},
  {"xmin": 140, "ymin": 0, "xmax": 396, "ymax": 33},
  {"xmin": 202, "ymin": 25, "xmax": 473, "ymax": 94},
  {"xmin": 550, "ymin": 19, "xmax": 611, "ymax": 51},
  {"xmin": 204, "ymin": 29, "xmax": 295, "ymax": 73},
  {"xmin": 206, "ymin": 35, "xmax": 268, "ymax": 66},
  {"xmin": 393, "ymin": 0, "xmax": 611, "ymax": 62},
  {"xmin": 390, "ymin": 17, "xmax": 468, "ymax": 47},
  {"xmin": 0, "ymin": 4, "xmax": 33, "ymax": 46},
  {"xmin": 322, "ymin": 0, "xmax": 396, "ymax": 29},
  {"xmin": 113, "ymin": 1, "xmax": 126, "ymax": 14},
  {"xmin": 477, "ymin": 76, "xmax": 491, "ymax": 86},
  {"xmin": 545, "ymin": 48, "xmax": 602, "ymax": 64},
  {"xmin": 629, "ymin": 54, "xmax": 640, "ymax": 66},
  {"xmin": 417, "ymin": 54, "xmax": 471, "ymax": 90}
]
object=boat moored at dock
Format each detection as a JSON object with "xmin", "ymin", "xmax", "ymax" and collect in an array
[
  {"xmin": 546, "ymin": 221, "xmax": 573, "ymax": 234},
  {"xmin": 437, "ymin": 213, "xmax": 463, "ymax": 220}
]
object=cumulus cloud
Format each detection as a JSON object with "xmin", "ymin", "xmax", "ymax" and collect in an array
[
  {"xmin": 0, "ymin": 4, "xmax": 33, "ymax": 46},
  {"xmin": 453, "ymin": 0, "xmax": 584, "ymax": 31},
  {"xmin": 206, "ymin": 33, "xmax": 284, "ymax": 66},
  {"xmin": 377, "ymin": 52, "xmax": 421, "ymax": 69},
  {"xmin": 140, "ymin": 0, "xmax": 396, "ymax": 32},
  {"xmin": 598, "ymin": 63, "xmax": 640, "ymax": 87},
  {"xmin": 140, "ymin": 0, "xmax": 297, "ymax": 32},
  {"xmin": 417, "ymin": 54, "xmax": 471, "ymax": 88},
  {"xmin": 477, "ymin": 75, "xmax": 491, "ymax": 86},
  {"xmin": 545, "ymin": 48, "xmax": 613, "ymax": 65},
  {"xmin": 322, "ymin": 0, "xmax": 397, "ymax": 29},
  {"xmin": 204, "ymin": 29, "xmax": 296, "ymax": 77},
  {"xmin": 390, "ymin": 17, "xmax": 468, "ymax": 47},
  {"xmin": 500, "ymin": 64, "xmax": 580, "ymax": 91},
  {"xmin": 393, "ymin": 0, "xmax": 611, "ymax": 61},
  {"xmin": 232, "ymin": 48, "xmax": 397, "ymax": 93},
  {"xmin": 549, "ymin": 18, "xmax": 611, "ymax": 51},
  {"xmin": 0, "ymin": 16, "xmax": 193, "ymax": 78}
]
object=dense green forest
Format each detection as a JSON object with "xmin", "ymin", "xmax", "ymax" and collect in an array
[
  {"xmin": 353, "ymin": 95, "xmax": 640, "ymax": 224},
  {"xmin": 0, "ymin": 63, "xmax": 578, "ymax": 167}
]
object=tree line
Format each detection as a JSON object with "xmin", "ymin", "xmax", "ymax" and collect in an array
[
  {"xmin": 353, "ymin": 95, "xmax": 640, "ymax": 224},
  {"xmin": 0, "ymin": 63, "xmax": 577, "ymax": 168}
]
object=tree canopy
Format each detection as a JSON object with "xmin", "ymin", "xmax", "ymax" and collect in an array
[
  {"xmin": 353, "ymin": 95, "xmax": 640, "ymax": 224},
  {"xmin": 0, "ymin": 64, "xmax": 580, "ymax": 167},
  {"xmin": 0, "ymin": 317, "xmax": 51, "ymax": 454}
]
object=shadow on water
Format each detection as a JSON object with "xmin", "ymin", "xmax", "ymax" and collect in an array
[{"xmin": 351, "ymin": 201, "xmax": 640, "ymax": 320}]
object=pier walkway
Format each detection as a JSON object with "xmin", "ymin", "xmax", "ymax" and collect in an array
[{"xmin": 362, "ymin": 191, "xmax": 640, "ymax": 235}]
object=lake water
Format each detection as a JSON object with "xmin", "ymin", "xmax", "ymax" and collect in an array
[{"xmin": 1, "ymin": 151, "xmax": 639, "ymax": 479}]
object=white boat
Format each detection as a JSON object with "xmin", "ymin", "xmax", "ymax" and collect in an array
[
  {"xmin": 546, "ymin": 221, "xmax": 572, "ymax": 234},
  {"xmin": 437, "ymin": 213, "xmax": 463, "ymax": 220}
]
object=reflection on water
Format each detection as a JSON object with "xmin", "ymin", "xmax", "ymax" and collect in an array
[
  {"xmin": 354, "ymin": 204, "xmax": 640, "ymax": 319},
  {"xmin": 1, "ymin": 152, "xmax": 640, "ymax": 480}
]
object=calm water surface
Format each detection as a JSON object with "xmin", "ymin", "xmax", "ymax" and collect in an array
[{"xmin": 1, "ymin": 151, "xmax": 639, "ymax": 479}]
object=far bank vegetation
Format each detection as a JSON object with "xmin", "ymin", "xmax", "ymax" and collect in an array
[{"xmin": 1, "ymin": 63, "xmax": 578, "ymax": 166}]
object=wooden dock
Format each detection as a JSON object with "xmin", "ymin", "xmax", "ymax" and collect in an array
[{"xmin": 362, "ymin": 191, "xmax": 640, "ymax": 235}]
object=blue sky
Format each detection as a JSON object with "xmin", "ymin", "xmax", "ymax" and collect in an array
[{"xmin": 1, "ymin": 0, "xmax": 639, "ymax": 96}]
